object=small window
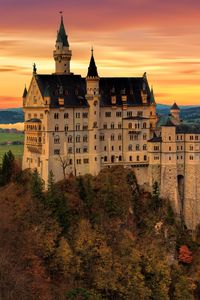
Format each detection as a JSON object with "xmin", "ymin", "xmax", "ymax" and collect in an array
[{"xmin": 64, "ymin": 113, "xmax": 69, "ymax": 119}]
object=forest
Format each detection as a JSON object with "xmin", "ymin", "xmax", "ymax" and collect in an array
[{"xmin": 0, "ymin": 151, "xmax": 200, "ymax": 300}]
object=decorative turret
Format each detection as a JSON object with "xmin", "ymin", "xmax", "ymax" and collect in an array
[
  {"xmin": 53, "ymin": 13, "xmax": 72, "ymax": 74},
  {"xmin": 87, "ymin": 48, "xmax": 98, "ymax": 78},
  {"xmin": 86, "ymin": 48, "xmax": 99, "ymax": 97},
  {"xmin": 22, "ymin": 86, "xmax": 27, "ymax": 106},
  {"xmin": 170, "ymin": 102, "xmax": 180, "ymax": 124},
  {"xmin": 150, "ymin": 86, "xmax": 156, "ymax": 105}
]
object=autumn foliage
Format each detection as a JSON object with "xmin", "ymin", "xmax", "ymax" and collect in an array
[{"xmin": 178, "ymin": 245, "xmax": 193, "ymax": 264}]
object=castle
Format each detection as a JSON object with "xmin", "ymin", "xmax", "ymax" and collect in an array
[{"xmin": 22, "ymin": 16, "xmax": 200, "ymax": 230}]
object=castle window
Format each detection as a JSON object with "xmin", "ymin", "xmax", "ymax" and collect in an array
[
  {"xmin": 83, "ymin": 135, "xmax": 88, "ymax": 142},
  {"xmin": 40, "ymin": 113, "xmax": 43, "ymax": 119},
  {"xmin": 94, "ymin": 134, "xmax": 97, "ymax": 139},
  {"xmin": 119, "ymin": 155, "xmax": 122, "ymax": 161},
  {"xmin": 105, "ymin": 112, "xmax": 111, "ymax": 117},
  {"xmin": 94, "ymin": 146, "xmax": 97, "ymax": 150},
  {"xmin": 64, "ymin": 113, "xmax": 69, "ymax": 119},
  {"xmin": 68, "ymin": 147, "xmax": 73, "ymax": 154},
  {"xmin": 177, "ymin": 156, "xmax": 179, "ymax": 160},
  {"xmin": 144, "ymin": 155, "xmax": 147, "ymax": 161},
  {"xmin": 190, "ymin": 155, "xmax": 194, "ymax": 160},
  {"xmin": 181, "ymin": 156, "xmax": 183, "ymax": 159},
  {"xmin": 143, "ymin": 144, "xmax": 147, "ymax": 150},
  {"xmin": 83, "ymin": 158, "xmax": 89, "ymax": 164},
  {"xmin": 169, "ymin": 157, "xmax": 171, "ymax": 160},
  {"xmin": 129, "ymin": 156, "xmax": 132, "ymax": 161},
  {"xmin": 76, "ymin": 159, "xmax": 81, "ymax": 164},
  {"xmin": 76, "ymin": 123, "xmax": 80, "ymax": 130},
  {"xmin": 111, "ymin": 123, "xmax": 115, "ymax": 129},
  {"xmin": 190, "ymin": 135, "xmax": 194, "ymax": 140},
  {"xmin": 76, "ymin": 148, "xmax": 81, "ymax": 153},
  {"xmin": 104, "ymin": 156, "xmax": 107, "ymax": 162},
  {"xmin": 55, "ymin": 125, "xmax": 59, "ymax": 132},
  {"xmin": 136, "ymin": 155, "xmax": 140, "ymax": 161},
  {"xmin": 69, "ymin": 159, "xmax": 73, "ymax": 165},
  {"xmin": 64, "ymin": 125, "xmax": 68, "ymax": 132},
  {"xmin": 177, "ymin": 146, "xmax": 179, "ymax": 150},
  {"xmin": 118, "ymin": 123, "xmax": 122, "ymax": 129},
  {"xmin": 111, "ymin": 134, "xmax": 115, "ymax": 141},
  {"xmin": 100, "ymin": 134, "xmax": 104, "ymax": 141},
  {"xmin": 83, "ymin": 124, "xmax": 88, "ymax": 130},
  {"xmin": 137, "ymin": 111, "xmax": 143, "ymax": 116},
  {"xmin": 54, "ymin": 149, "xmax": 60, "ymax": 155},
  {"xmin": 128, "ymin": 123, "xmax": 132, "ymax": 129},
  {"xmin": 54, "ymin": 113, "xmax": 59, "ymax": 119},
  {"xmin": 83, "ymin": 147, "xmax": 88, "ymax": 153},
  {"xmin": 119, "ymin": 145, "xmax": 122, "ymax": 150},
  {"xmin": 143, "ymin": 134, "xmax": 147, "ymax": 140},
  {"xmin": 181, "ymin": 146, "xmax": 183, "ymax": 150},
  {"xmin": 116, "ymin": 112, "xmax": 122, "ymax": 117},
  {"xmin": 54, "ymin": 136, "xmax": 60, "ymax": 144},
  {"xmin": 169, "ymin": 146, "xmax": 171, "ymax": 151},
  {"xmin": 127, "ymin": 111, "xmax": 132, "ymax": 117},
  {"xmin": 95, "ymin": 157, "xmax": 97, "ymax": 161},
  {"xmin": 128, "ymin": 144, "xmax": 133, "ymax": 151},
  {"xmin": 169, "ymin": 136, "xmax": 171, "ymax": 141},
  {"xmin": 76, "ymin": 135, "xmax": 81, "ymax": 142},
  {"xmin": 118, "ymin": 134, "xmax": 122, "ymax": 141},
  {"xmin": 83, "ymin": 112, "xmax": 88, "ymax": 118},
  {"xmin": 143, "ymin": 122, "xmax": 147, "ymax": 129},
  {"xmin": 76, "ymin": 112, "xmax": 80, "ymax": 118},
  {"xmin": 68, "ymin": 135, "xmax": 72, "ymax": 143},
  {"xmin": 195, "ymin": 135, "xmax": 199, "ymax": 140},
  {"xmin": 104, "ymin": 146, "xmax": 107, "ymax": 151},
  {"xmin": 111, "ymin": 146, "xmax": 114, "ymax": 151},
  {"xmin": 190, "ymin": 145, "xmax": 193, "ymax": 151},
  {"xmin": 130, "ymin": 134, "xmax": 134, "ymax": 141},
  {"xmin": 93, "ymin": 122, "xmax": 97, "ymax": 128},
  {"xmin": 111, "ymin": 155, "xmax": 115, "ymax": 163},
  {"xmin": 136, "ymin": 144, "xmax": 140, "ymax": 151},
  {"xmin": 103, "ymin": 123, "xmax": 107, "ymax": 129}
]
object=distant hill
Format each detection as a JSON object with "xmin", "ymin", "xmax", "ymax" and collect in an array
[{"xmin": 0, "ymin": 108, "xmax": 24, "ymax": 124}]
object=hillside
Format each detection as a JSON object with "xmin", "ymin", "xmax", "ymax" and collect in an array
[
  {"xmin": 0, "ymin": 108, "xmax": 24, "ymax": 124},
  {"xmin": 0, "ymin": 165, "xmax": 200, "ymax": 299}
]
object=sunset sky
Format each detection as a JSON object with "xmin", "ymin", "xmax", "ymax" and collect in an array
[{"xmin": 0, "ymin": 0, "xmax": 200, "ymax": 108}]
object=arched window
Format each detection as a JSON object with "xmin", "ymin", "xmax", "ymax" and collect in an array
[
  {"xmin": 64, "ymin": 112, "xmax": 69, "ymax": 119},
  {"xmin": 111, "ymin": 134, "xmax": 115, "ymax": 141},
  {"xmin": 54, "ymin": 113, "xmax": 59, "ymax": 119},
  {"xmin": 111, "ymin": 122, "xmax": 115, "ymax": 129},
  {"xmin": 119, "ymin": 155, "xmax": 122, "ymax": 161},
  {"xmin": 128, "ymin": 123, "xmax": 132, "ymax": 129},
  {"xmin": 68, "ymin": 135, "xmax": 72, "ymax": 143},
  {"xmin": 144, "ymin": 155, "xmax": 147, "ymax": 161},
  {"xmin": 118, "ymin": 134, "xmax": 122, "ymax": 141},
  {"xmin": 100, "ymin": 134, "xmax": 105, "ymax": 141},
  {"xmin": 64, "ymin": 124, "xmax": 68, "ymax": 132},
  {"xmin": 83, "ymin": 135, "xmax": 88, "ymax": 142},
  {"xmin": 128, "ymin": 144, "xmax": 133, "ymax": 151},
  {"xmin": 136, "ymin": 144, "xmax": 140, "ymax": 151},
  {"xmin": 55, "ymin": 125, "xmax": 59, "ymax": 132},
  {"xmin": 143, "ymin": 144, "xmax": 147, "ymax": 150},
  {"xmin": 104, "ymin": 156, "xmax": 107, "ymax": 162},
  {"xmin": 76, "ymin": 135, "xmax": 81, "ymax": 142},
  {"xmin": 143, "ymin": 122, "xmax": 146, "ymax": 129},
  {"xmin": 111, "ymin": 155, "xmax": 115, "ymax": 163},
  {"xmin": 136, "ymin": 155, "xmax": 140, "ymax": 161}
]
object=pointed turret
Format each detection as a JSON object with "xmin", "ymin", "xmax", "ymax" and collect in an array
[
  {"xmin": 53, "ymin": 13, "xmax": 72, "ymax": 74},
  {"xmin": 87, "ymin": 48, "xmax": 98, "ymax": 78},
  {"xmin": 22, "ymin": 86, "xmax": 27, "ymax": 98},
  {"xmin": 150, "ymin": 86, "xmax": 155, "ymax": 104},
  {"xmin": 56, "ymin": 15, "xmax": 69, "ymax": 47}
]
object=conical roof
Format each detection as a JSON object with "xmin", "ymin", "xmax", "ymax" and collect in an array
[
  {"xmin": 56, "ymin": 16, "xmax": 69, "ymax": 47},
  {"xmin": 162, "ymin": 117, "xmax": 176, "ymax": 127},
  {"xmin": 170, "ymin": 102, "xmax": 180, "ymax": 110},
  {"xmin": 150, "ymin": 87, "xmax": 155, "ymax": 104},
  {"xmin": 87, "ymin": 50, "xmax": 98, "ymax": 77}
]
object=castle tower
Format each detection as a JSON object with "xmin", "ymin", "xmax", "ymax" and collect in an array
[
  {"xmin": 160, "ymin": 118, "xmax": 180, "ymax": 214},
  {"xmin": 86, "ymin": 49, "xmax": 100, "ymax": 175},
  {"xmin": 149, "ymin": 87, "xmax": 157, "ymax": 130},
  {"xmin": 170, "ymin": 102, "xmax": 180, "ymax": 125},
  {"xmin": 53, "ymin": 14, "xmax": 72, "ymax": 74}
]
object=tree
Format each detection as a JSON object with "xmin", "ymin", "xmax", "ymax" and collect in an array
[
  {"xmin": 31, "ymin": 169, "xmax": 44, "ymax": 202},
  {"xmin": 178, "ymin": 245, "xmax": 193, "ymax": 264},
  {"xmin": 150, "ymin": 181, "xmax": 161, "ymax": 211},
  {"xmin": 55, "ymin": 153, "xmax": 70, "ymax": 180},
  {"xmin": 0, "ymin": 150, "xmax": 15, "ymax": 185}
]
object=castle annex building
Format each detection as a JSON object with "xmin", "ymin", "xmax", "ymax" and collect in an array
[{"xmin": 23, "ymin": 16, "xmax": 200, "ymax": 230}]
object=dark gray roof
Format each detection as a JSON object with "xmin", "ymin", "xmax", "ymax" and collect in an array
[
  {"xmin": 99, "ymin": 77, "xmax": 152, "ymax": 106},
  {"xmin": 87, "ymin": 53, "xmax": 98, "ymax": 77},
  {"xmin": 26, "ymin": 118, "xmax": 41, "ymax": 123},
  {"xmin": 176, "ymin": 124, "xmax": 200, "ymax": 134},
  {"xmin": 148, "ymin": 132, "xmax": 162, "ymax": 142},
  {"xmin": 34, "ymin": 74, "xmax": 152, "ymax": 108},
  {"xmin": 158, "ymin": 117, "xmax": 175, "ymax": 127},
  {"xmin": 35, "ymin": 74, "xmax": 88, "ymax": 108},
  {"xmin": 171, "ymin": 102, "xmax": 180, "ymax": 110}
]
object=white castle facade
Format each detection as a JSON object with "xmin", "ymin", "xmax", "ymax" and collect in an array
[{"xmin": 22, "ymin": 17, "xmax": 200, "ymax": 230}]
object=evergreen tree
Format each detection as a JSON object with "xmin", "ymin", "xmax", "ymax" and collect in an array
[
  {"xmin": 0, "ymin": 150, "xmax": 15, "ymax": 185},
  {"xmin": 31, "ymin": 169, "xmax": 44, "ymax": 202},
  {"xmin": 150, "ymin": 181, "xmax": 161, "ymax": 211}
]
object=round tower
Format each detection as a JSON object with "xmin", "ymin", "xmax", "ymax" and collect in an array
[{"xmin": 53, "ymin": 14, "xmax": 72, "ymax": 74}]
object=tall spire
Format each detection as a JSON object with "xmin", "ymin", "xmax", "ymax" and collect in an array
[
  {"xmin": 22, "ymin": 85, "xmax": 27, "ymax": 98},
  {"xmin": 150, "ymin": 86, "xmax": 155, "ymax": 104},
  {"xmin": 56, "ymin": 12, "xmax": 69, "ymax": 47},
  {"xmin": 87, "ymin": 48, "xmax": 98, "ymax": 77}
]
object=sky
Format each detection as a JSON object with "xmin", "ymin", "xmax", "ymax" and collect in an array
[{"xmin": 0, "ymin": 0, "xmax": 200, "ymax": 108}]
